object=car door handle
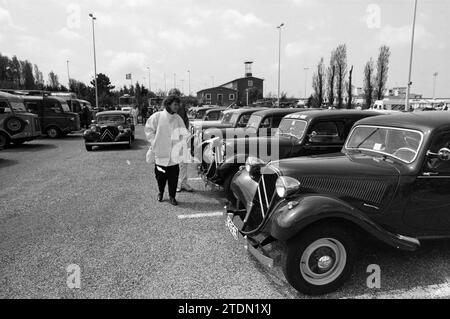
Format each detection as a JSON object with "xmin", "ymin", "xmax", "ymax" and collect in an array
[{"xmin": 422, "ymin": 172, "xmax": 439, "ymax": 176}]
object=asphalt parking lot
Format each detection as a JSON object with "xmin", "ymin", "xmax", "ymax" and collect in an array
[{"xmin": 1, "ymin": 126, "xmax": 450, "ymax": 299}]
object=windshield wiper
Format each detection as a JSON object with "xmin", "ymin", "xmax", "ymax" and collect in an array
[{"xmin": 356, "ymin": 129, "xmax": 380, "ymax": 149}]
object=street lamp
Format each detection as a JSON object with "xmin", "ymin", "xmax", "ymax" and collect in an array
[
  {"xmin": 89, "ymin": 13, "xmax": 99, "ymax": 109},
  {"xmin": 66, "ymin": 60, "xmax": 71, "ymax": 89},
  {"xmin": 433, "ymin": 72, "xmax": 438, "ymax": 100},
  {"xmin": 187, "ymin": 70, "xmax": 191, "ymax": 96},
  {"xmin": 146, "ymin": 67, "xmax": 151, "ymax": 92},
  {"xmin": 405, "ymin": 0, "xmax": 418, "ymax": 112},
  {"xmin": 277, "ymin": 23, "xmax": 285, "ymax": 107},
  {"xmin": 304, "ymin": 67, "xmax": 310, "ymax": 100}
]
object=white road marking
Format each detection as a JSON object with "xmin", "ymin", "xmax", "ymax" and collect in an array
[
  {"xmin": 346, "ymin": 282, "xmax": 450, "ymax": 299},
  {"xmin": 126, "ymin": 160, "xmax": 131, "ymax": 165},
  {"xmin": 178, "ymin": 212, "xmax": 224, "ymax": 220}
]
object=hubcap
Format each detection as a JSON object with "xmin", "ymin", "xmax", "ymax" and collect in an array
[
  {"xmin": 300, "ymin": 238, "xmax": 347, "ymax": 286},
  {"xmin": 48, "ymin": 129, "xmax": 58, "ymax": 138}
]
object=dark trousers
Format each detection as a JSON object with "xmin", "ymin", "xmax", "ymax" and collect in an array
[{"xmin": 155, "ymin": 164, "xmax": 180, "ymax": 199}]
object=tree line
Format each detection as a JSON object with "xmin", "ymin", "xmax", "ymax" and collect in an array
[
  {"xmin": 311, "ymin": 44, "xmax": 391, "ymax": 109},
  {"xmin": 0, "ymin": 52, "xmax": 199, "ymax": 110}
]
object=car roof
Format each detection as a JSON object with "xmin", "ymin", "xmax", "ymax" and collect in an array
[
  {"xmin": 356, "ymin": 111, "xmax": 450, "ymax": 132},
  {"xmin": 285, "ymin": 109, "xmax": 380, "ymax": 121},
  {"xmin": 251, "ymin": 108, "xmax": 303, "ymax": 117},
  {"xmin": 20, "ymin": 95, "xmax": 67, "ymax": 103},
  {"xmin": 223, "ymin": 107, "xmax": 267, "ymax": 115},
  {"xmin": 205, "ymin": 107, "xmax": 227, "ymax": 113},
  {"xmin": 96, "ymin": 111, "xmax": 130, "ymax": 116},
  {"xmin": 0, "ymin": 91, "xmax": 24, "ymax": 102}
]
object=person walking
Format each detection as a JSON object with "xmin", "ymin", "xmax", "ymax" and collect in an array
[{"xmin": 145, "ymin": 95, "xmax": 190, "ymax": 206}]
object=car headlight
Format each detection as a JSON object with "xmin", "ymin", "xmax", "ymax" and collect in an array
[
  {"xmin": 276, "ymin": 176, "xmax": 301, "ymax": 199},
  {"xmin": 118, "ymin": 126, "xmax": 124, "ymax": 132},
  {"xmin": 245, "ymin": 157, "xmax": 266, "ymax": 173},
  {"xmin": 70, "ymin": 117, "xmax": 75, "ymax": 121},
  {"xmin": 90, "ymin": 125, "xmax": 97, "ymax": 132}
]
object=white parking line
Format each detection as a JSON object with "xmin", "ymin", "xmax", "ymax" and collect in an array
[
  {"xmin": 178, "ymin": 212, "xmax": 224, "ymax": 220},
  {"xmin": 346, "ymin": 282, "xmax": 450, "ymax": 299}
]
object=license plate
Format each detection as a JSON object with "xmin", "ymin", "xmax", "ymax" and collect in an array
[{"xmin": 226, "ymin": 215, "xmax": 239, "ymax": 241}]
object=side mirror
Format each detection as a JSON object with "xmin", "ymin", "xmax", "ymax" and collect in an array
[{"xmin": 427, "ymin": 148, "xmax": 450, "ymax": 161}]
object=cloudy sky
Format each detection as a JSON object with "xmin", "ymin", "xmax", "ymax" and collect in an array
[{"xmin": 0, "ymin": 0, "xmax": 449, "ymax": 97}]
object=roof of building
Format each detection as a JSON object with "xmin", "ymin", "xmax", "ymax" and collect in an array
[
  {"xmin": 221, "ymin": 76, "xmax": 264, "ymax": 87},
  {"xmin": 357, "ymin": 111, "xmax": 450, "ymax": 132},
  {"xmin": 197, "ymin": 86, "xmax": 237, "ymax": 94}
]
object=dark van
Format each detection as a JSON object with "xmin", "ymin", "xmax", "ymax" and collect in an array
[{"xmin": 22, "ymin": 96, "xmax": 81, "ymax": 138}]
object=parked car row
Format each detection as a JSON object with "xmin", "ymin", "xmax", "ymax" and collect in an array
[{"xmin": 192, "ymin": 106, "xmax": 450, "ymax": 295}]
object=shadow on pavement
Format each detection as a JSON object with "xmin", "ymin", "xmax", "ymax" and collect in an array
[
  {"xmin": 0, "ymin": 158, "xmax": 19, "ymax": 169},
  {"xmin": 4, "ymin": 143, "xmax": 58, "ymax": 152}
]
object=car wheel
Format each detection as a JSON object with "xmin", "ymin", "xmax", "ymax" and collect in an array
[
  {"xmin": 282, "ymin": 225, "xmax": 356, "ymax": 296},
  {"xmin": 0, "ymin": 133, "xmax": 10, "ymax": 149},
  {"xmin": 85, "ymin": 145, "xmax": 93, "ymax": 152},
  {"xmin": 46, "ymin": 127, "xmax": 61, "ymax": 139}
]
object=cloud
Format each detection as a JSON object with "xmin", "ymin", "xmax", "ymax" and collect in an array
[
  {"xmin": 158, "ymin": 29, "xmax": 208, "ymax": 49},
  {"xmin": 54, "ymin": 27, "xmax": 81, "ymax": 40},
  {"xmin": 377, "ymin": 24, "xmax": 434, "ymax": 49},
  {"xmin": 0, "ymin": 6, "xmax": 13, "ymax": 26},
  {"xmin": 285, "ymin": 40, "xmax": 324, "ymax": 58},
  {"xmin": 221, "ymin": 9, "xmax": 268, "ymax": 39},
  {"xmin": 105, "ymin": 51, "xmax": 148, "ymax": 74}
]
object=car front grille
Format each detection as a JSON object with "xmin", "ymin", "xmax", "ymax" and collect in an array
[
  {"xmin": 100, "ymin": 127, "xmax": 119, "ymax": 142},
  {"xmin": 243, "ymin": 167, "xmax": 279, "ymax": 233}
]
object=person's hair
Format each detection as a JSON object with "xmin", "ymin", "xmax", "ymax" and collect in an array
[{"xmin": 163, "ymin": 95, "xmax": 181, "ymax": 107}]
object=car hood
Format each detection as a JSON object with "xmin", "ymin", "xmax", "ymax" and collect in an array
[
  {"xmin": 195, "ymin": 122, "xmax": 234, "ymax": 131},
  {"xmin": 268, "ymin": 152, "xmax": 401, "ymax": 209},
  {"xmin": 225, "ymin": 135, "xmax": 294, "ymax": 160},
  {"xmin": 270, "ymin": 152, "xmax": 401, "ymax": 178}
]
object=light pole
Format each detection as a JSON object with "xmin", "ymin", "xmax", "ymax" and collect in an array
[
  {"xmin": 66, "ymin": 60, "xmax": 71, "ymax": 89},
  {"xmin": 89, "ymin": 13, "xmax": 99, "ymax": 109},
  {"xmin": 187, "ymin": 70, "xmax": 191, "ymax": 96},
  {"xmin": 304, "ymin": 67, "xmax": 310, "ymax": 100},
  {"xmin": 433, "ymin": 72, "xmax": 438, "ymax": 100},
  {"xmin": 277, "ymin": 23, "xmax": 285, "ymax": 107},
  {"xmin": 405, "ymin": 0, "xmax": 418, "ymax": 112},
  {"xmin": 147, "ymin": 67, "xmax": 151, "ymax": 92}
]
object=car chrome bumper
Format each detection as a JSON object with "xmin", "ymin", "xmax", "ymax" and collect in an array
[
  {"xmin": 85, "ymin": 142, "xmax": 129, "ymax": 146},
  {"xmin": 225, "ymin": 212, "xmax": 274, "ymax": 268}
]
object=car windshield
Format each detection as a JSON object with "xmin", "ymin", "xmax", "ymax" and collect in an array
[
  {"xmin": 246, "ymin": 115, "xmax": 262, "ymax": 129},
  {"xmin": 61, "ymin": 102, "xmax": 70, "ymax": 112},
  {"xmin": 346, "ymin": 125, "xmax": 424, "ymax": 163},
  {"xmin": 10, "ymin": 101, "xmax": 27, "ymax": 112},
  {"xmin": 97, "ymin": 115, "xmax": 125, "ymax": 124},
  {"xmin": 276, "ymin": 119, "xmax": 307, "ymax": 139},
  {"xmin": 195, "ymin": 110, "xmax": 207, "ymax": 119},
  {"xmin": 221, "ymin": 112, "xmax": 235, "ymax": 125}
]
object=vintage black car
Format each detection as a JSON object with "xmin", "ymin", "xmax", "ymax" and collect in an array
[
  {"xmin": 205, "ymin": 110, "xmax": 379, "ymax": 200},
  {"xmin": 191, "ymin": 108, "xmax": 267, "ymax": 156},
  {"xmin": 226, "ymin": 111, "xmax": 450, "ymax": 295},
  {"xmin": 83, "ymin": 111, "xmax": 135, "ymax": 151}
]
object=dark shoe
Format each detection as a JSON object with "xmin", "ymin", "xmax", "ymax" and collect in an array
[
  {"xmin": 158, "ymin": 193, "xmax": 163, "ymax": 202},
  {"xmin": 169, "ymin": 197, "xmax": 178, "ymax": 206}
]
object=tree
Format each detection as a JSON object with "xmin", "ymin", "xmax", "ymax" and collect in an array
[
  {"xmin": 334, "ymin": 44, "xmax": 347, "ymax": 109},
  {"xmin": 48, "ymin": 71, "xmax": 60, "ymax": 90},
  {"xmin": 374, "ymin": 45, "xmax": 390, "ymax": 101},
  {"xmin": 347, "ymin": 65, "xmax": 354, "ymax": 109},
  {"xmin": 22, "ymin": 61, "xmax": 35, "ymax": 90},
  {"xmin": 327, "ymin": 50, "xmax": 336, "ymax": 107},
  {"xmin": 363, "ymin": 58, "xmax": 375, "ymax": 109},
  {"xmin": 90, "ymin": 73, "xmax": 115, "ymax": 96},
  {"xmin": 312, "ymin": 57, "xmax": 325, "ymax": 107},
  {"xmin": 247, "ymin": 87, "xmax": 263, "ymax": 105},
  {"xmin": 34, "ymin": 64, "xmax": 44, "ymax": 89}
]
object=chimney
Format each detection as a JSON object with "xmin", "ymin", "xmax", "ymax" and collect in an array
[{"xmin": 245, "ymin": 61, "xmax": 253, "ymax": 77}]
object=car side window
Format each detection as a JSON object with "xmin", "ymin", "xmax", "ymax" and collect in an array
[
  {"xmin": 237, "ymin": 114, "xmax": 251, "ymax": 127},
  {"xmin": 272, "ymin": 116, "xmax": 284, "ymax": 128},
  {"xmin": 0, "ymin": 101, "xmax": 11, "ymax": 112},
  {"xmin": 26, "ymin": 102, "xmax": 40, "ymax": 114},
  {"xmin": 260, "ymin": 117, "xmax": 272, "ymax": 129},
  {"xmin": 308, "ymin": 121, "xmax": 345, "ymax": 145},
  {"xmin": 426, "ymin": 132, "xmax": 450, "ymax": 174}
]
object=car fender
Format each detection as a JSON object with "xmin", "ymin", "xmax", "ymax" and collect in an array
[{"xmin": 268, "ymin": 194, "xmax": 420, "ymax": 251}]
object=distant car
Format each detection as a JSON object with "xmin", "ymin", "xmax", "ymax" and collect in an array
[
  {"xmin": 0, "ymin": 92, "xmax": 41, "ymax": 149},
  {"xmin": 227, "ymin": 111, "xmax": 450, "ymax": 295},
  {"xmin": 121, "ymin": 107, "xmax": 133, "ymax": 113},
  {"xmin": 188, "ymin": 106, "xmax": 217, "ymax": 121},
  {"xmin": 83, "ymin": 111, "xmax": 135, "ymax": 151}
]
